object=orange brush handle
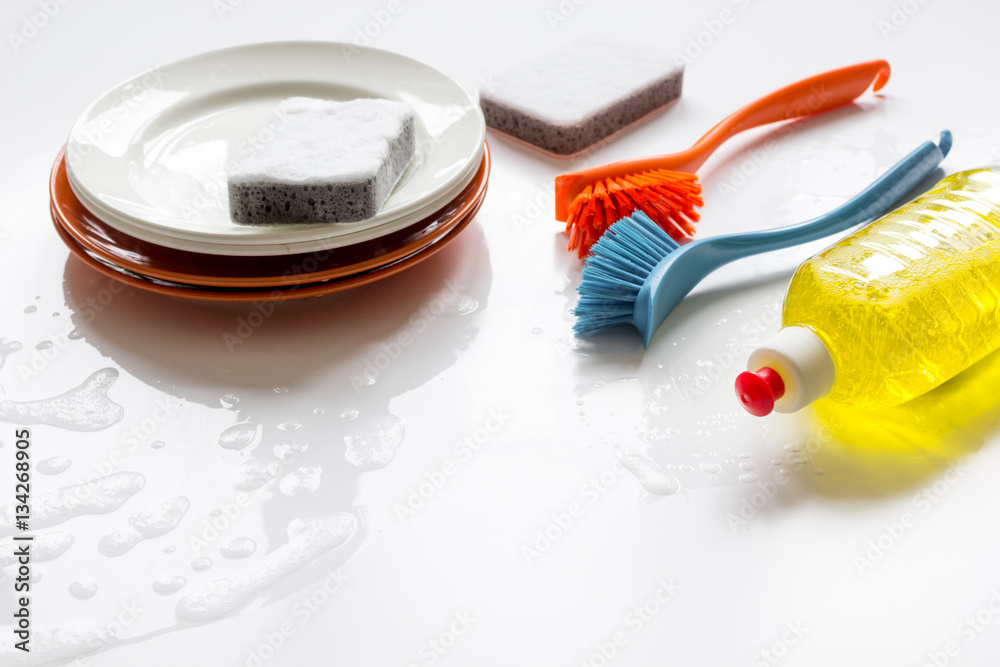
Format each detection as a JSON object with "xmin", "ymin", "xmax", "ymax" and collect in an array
[{"xmin": 554, "ymin": 59, "xmax": 891, "ymax": 221}]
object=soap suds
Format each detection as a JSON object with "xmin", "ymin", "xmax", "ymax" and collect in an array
[
  {"xmin": 0, "ymin": 368, "xmax": 124, "ymax": 431},
  {"xmin": 621, "ymin": 454, "xmax": 681, "ymax": 496},
  {"xmin": 176, "ymin": 513, "xmax": 357, "ymax": 621},
  {"xmin": 97, "ymin": 496, "xmax": 190, "ymax": 557},
  {"xmin": 0, "ymin": 472, "xmax": 145, "ymax": 538}
]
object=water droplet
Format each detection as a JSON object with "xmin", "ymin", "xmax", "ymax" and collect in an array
[
  {"xmin": 679, "ymin": 464, "xmax": 694, "ymax": 473},
  {"xmin": 24, "ymin": 305, "xmax": 37, "ymax": 314},
  {"xmin": 152, "ymin": 575, "xmax": 186, "ymax": 595},
  {"xmin": 68, "ymin": 330, "xmax": 83, "ymax": 340},
  {"xmin": 4, "ymin": 612, "xmax": 111, "ymax": 665},
  {"xmin": 344, "ymin": 416, "xmax": 405, "ymax": 469},
  {"xmin": 98, "ymin": 496, "xmax": 190, "ymax": 557},
  {"xmin": 279, "ymin": 465, "xmax": 323, "ymax": 495},
  {"xmin": 274, "ymin": 438, "xmax": 308, "ymax": 461},
  {"xmin": 273, "ymin": 386, "xmax": 289, "ymax": 395},
  {"xmin": 447, "ymin": 296, "xmax": 479, "ymax": 316},
  {"xmin": 354, "ymin": 373, "xmax": 376, "ymax": 389},
  {"xmin": 176, "ymin": 514, "xmax": 357, "ymax": 621},
  {"xmin": 151, "ymin": 440, "xmax": 165, "ymax": 450},
  {"xmin": 69, "ymin": 580, "xmax": 98, "ymax": 600},
  {"xmin": 218, "ymin": 422, "xmax": 261, "ymax": 451},
  {"xmin": 532, "ymin": 327, "xmax": 544, "ymax": 335},
  {"xmin": 313, "ymin": 407, "xmax": 326, "ymax": 415},
  {"xmin": 740, "ymin": 461, "xmax": 755, "ymax": 471},
  {"xmin": 163, "ymin": 545, "xmax": 176, "ymax": 554},
  {"xmin": 739, "ymin": 472, "xmax": 759, "ymax": 483},
  {"xmin": 3, "ymin": 471, "xmax": 144, "ymax": 533},
  {"xmin": 233, "ymin": 459, "xmax": 280, "ymax": 491},
  {"xmin": 277, "ymin": 421, "xmax": 301, "ymax": 431},
  {"xmin": 0, "ymin": 532, "xmax": 73, "ymax": 566},
  {"xmin": 219, "ymin": 538, "xmax": 256, "ymax": 559},
  {"xmin": 209, "ymin": 509, "xmax": 221, "ymax": 517},
  {"xmin": 219, "ymin": 393, "xmax": 240, "ymax": 409},
  {"xmin": 37, "ymin": 456, "xmax": 72, "ymax": 475},
  {"xmin": 35, "ymin": 340, "xmax": 53, "ymax": 350},
  {"xmin": 0, "ymin": 339, "xmax": 23, "ymax": 369},
  {"xmin": 340, "ymin": 409, "xmax": 359, "ymax": 421},
  {"xmin": 620, "ymin": 454, "xmax": 681, "ymax": 496},
  {"xmin": 739, "ymin": 452, "xmax": 752, "ymax": 459},
  {"xmin": 191, "ymin": 557, "xmax": 213, "ymax": 572},
  {"xmin": 784, "ymin": 441, "xmax": 803, "ymax": 452},
  {"xmin": 700, "ymin": 462, "xmax": 722, "ymax": 474},
  {"xmin": 0, "ymin": 368, "xmax": 124, "ymax": 431}
]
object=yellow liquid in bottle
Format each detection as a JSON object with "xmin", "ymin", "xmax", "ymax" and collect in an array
[{"xmin": 782, "ymin": 168, "xmax": 1000, "ymax": 409}]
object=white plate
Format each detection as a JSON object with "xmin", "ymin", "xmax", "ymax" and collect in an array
[
  {"xmin": 67, "ymin": 141, "xmax": 483, "ymax": 251},
  {"xmin": 64, "ymin": 41, "xmax": 485, "ymax": 246},
  {"xmin": 70, "ymin": 150, "xmax": 483, "ymax": 256}
]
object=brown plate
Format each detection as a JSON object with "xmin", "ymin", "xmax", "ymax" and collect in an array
[
  {"xmin": 54, "ymin": 184, "xmax": 485, "ymax": 302},
  {"xmin": 50, "ymin": 143, "xmax": 490, "ymax": 289}
]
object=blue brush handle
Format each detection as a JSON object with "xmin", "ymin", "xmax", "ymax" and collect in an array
[
  {"xmin": 635, "ymin": 130, "xmax": 951, "ymax": 347},
  {"xmin": 707, "ymin": 130, "xmax": 951, "ymax": 260}
]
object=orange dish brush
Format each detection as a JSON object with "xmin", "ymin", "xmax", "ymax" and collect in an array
[{"xmin": 555, "ymin": 60, "xmax": 891, "ymax": 257}]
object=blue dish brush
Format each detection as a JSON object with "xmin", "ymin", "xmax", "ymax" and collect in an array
[{"xmin": 573, "ymin": 130, "xmax": 952, "ymax": 347}]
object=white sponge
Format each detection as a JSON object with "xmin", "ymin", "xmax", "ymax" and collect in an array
[
  {"xmin": 227, "ymin": 97, "xmax": 415, "ymax": 224},
  {"xmin": 479, "ymin": 37, "xmax": 683, "ymax": 156}
]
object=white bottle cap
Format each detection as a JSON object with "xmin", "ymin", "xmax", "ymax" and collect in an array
[{"xmin": 745, "ymin": 326, "xmax": 836, "ymax": 414}]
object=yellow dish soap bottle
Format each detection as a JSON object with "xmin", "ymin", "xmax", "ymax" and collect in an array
[{"xmin": 736, "ymin": 167, "xmax": 1000, "ymax": 416}]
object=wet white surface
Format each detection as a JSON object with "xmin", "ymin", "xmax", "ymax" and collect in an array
[{"xmin": 2, "ymin": 0, "xmax": 1000, "ymax": 665}]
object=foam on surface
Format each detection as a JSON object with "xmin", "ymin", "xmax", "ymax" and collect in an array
[
  {"xmin": 227, "ymin": 97, "xmax": 415, "ymax": 224},
  {"xmin": 479, "ymin": 37, "xmax": 683, "ymax": 155},
  {"xmin": 0, "ymin": 367, "xmax": 124, "ymax": 431},
  {"xmin": 0, "ymin": 472, "xmax": 145, "ymax": 537},
  {"xmin": 0, "ymin": 625, "xmax": 114, "ymax": 666},
  {"xmin": 97, "ymin": 495, "xmax": 190, "ymax": 556},
  {"xmin": 0, "ymin": 532, "xmax": 74, "ymax": 566},
  {"xmin": 175, "ymin": 513, "xmax": 357, "ymax": 621},
  {"xmin": 621, "ymin": 454, "xmax": 681, "ymax": 496}
]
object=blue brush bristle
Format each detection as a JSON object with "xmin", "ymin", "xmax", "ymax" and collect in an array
[{"xmin": 573, "ymin": 212, "xmax": 680, "ymax": 335}]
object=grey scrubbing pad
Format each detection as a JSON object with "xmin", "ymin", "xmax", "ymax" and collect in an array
[
  {"xmin": 479, "ymin": 38, "xmax": 683, "ymax": 156},
  {"xmin": 227, "ymin": 97, "xmax": 415, "ymax": 224}
]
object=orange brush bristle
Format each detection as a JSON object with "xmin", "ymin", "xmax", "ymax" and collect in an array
[{"xmin": 564, "ymin": 169, "xmax": 704, "ymax": 258}]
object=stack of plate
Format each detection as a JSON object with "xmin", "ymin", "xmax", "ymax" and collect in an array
[{"xmin": 50, "ymin": 42, "xmax": 489, "ymax": 302}]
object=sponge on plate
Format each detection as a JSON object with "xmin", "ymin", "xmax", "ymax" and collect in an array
[
  {"xmin": 228, "ymin": 97, "xmax": 415, "ymax": 224},
  {"xmin": 479, "ymin": 38, "xmax": 683, "ymax": 156}
]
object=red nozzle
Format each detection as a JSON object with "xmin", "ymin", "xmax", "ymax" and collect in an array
[{"xmin": 735, "ymin": 367, "xmax": 786, "ymax": 417}]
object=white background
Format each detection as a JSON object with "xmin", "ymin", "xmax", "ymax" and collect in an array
[{"xmin": 2, "ymin": 0, "xmax": 1000, "ymax": 665}]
